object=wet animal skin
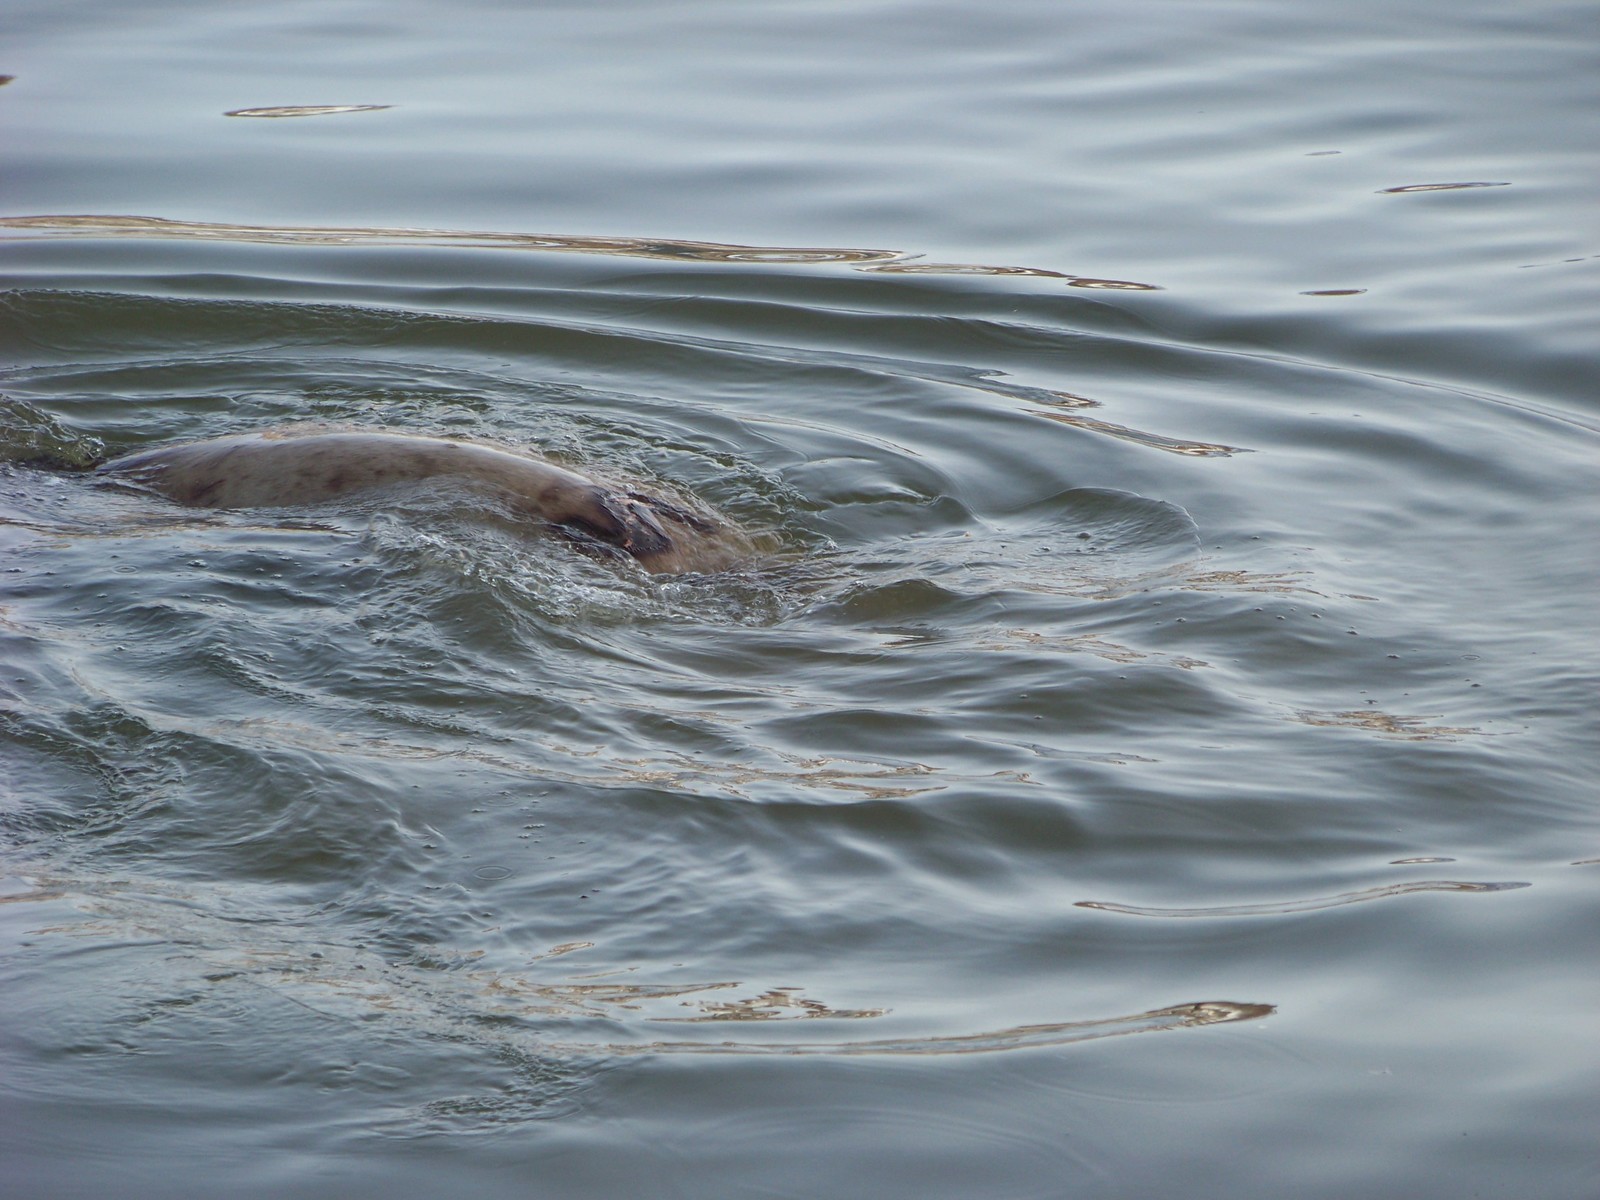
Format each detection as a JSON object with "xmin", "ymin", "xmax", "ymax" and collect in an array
[{"xmin": 99, "ymin": 429, "xmax": 750, "ymax": 574}]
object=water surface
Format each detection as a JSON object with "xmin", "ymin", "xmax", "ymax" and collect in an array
[{"xmin": 3, "ymin": 2, "xmax": 1597, "ymax": 1197}]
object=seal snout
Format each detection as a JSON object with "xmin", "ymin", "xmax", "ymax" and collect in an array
[
  {"xmin": 616, "ymin": 497, "xmax": 675, "ymax": 558},
  {"xmin": 559, "ymin": 487, "xmax": 679, "ymax": 562}
]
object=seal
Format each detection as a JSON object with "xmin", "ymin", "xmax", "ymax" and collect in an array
[{"xmin": 97, "ymin": 429, "xmax": 751, "ymax": 574}]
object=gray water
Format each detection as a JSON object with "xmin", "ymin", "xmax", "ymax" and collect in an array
[{"xmin": 3, "ymin": 2, "xmax": 1597, "ymax": 1197}]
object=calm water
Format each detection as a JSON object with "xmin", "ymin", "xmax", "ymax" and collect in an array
[{"xmin": 3, "ymin": 2, "xmax": 1597, "ymax": 1197}]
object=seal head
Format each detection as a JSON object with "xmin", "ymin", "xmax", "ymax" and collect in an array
[{"xmin": 558, "ymin": 487, "xmax": 674, "ymax": 559}]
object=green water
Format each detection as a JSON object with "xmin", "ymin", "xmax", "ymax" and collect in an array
[{"xmin": 3, "ymin": 2, "xmax": 1597, "ymax": 1197}]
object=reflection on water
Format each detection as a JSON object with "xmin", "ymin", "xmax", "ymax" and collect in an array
[
  {"xmin": 3, "ymin": 873, "xmax": 1267, "ymax": 1060},
  {"xmin": 0, "ymin": 213, "xmax": 1164, "ymax": 291},
  {"xmin": 1076, "ymin": 880, "xmax": 1530, "ymax": 918},
  {"xmin": 0, "ymin": 212, "xmax": 904, "ymax": 264},
  {"xmin": 976, "ymin": 629, "xmax": 1210, "ymax": 671},
  {"xmin": 224, "ymin": 105, "xmax": 393, "ymax": 118},
  {"xmin": 609, "ymin": 1001, "xmax": 1275, "ymax": 1057},
  {"xmin": 1292, "ymin": 708, "xmax": 1481, "ymax": 740},
  {"xmin": 1059, "ymin": 277, "xmax": 1163, "ymax": 291},
  {"xmin": 663, "ymin": 987, "xmax": 887, "ymax": 1022},
  {"xmin": 1378, "ymin": 181, "xmax": 1512, "ymax": 193},
  {"xmin": 1029, "ymin": 404, "xmax": 1241, "ymax": 456},
  {"xmin": 864, "ymin": 260, "xmax": 1162, "ymax": 290}
]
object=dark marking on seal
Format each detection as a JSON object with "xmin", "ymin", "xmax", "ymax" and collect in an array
[{"xmin": 184, "ymin": 477, "xmax": 225, "ymax": 505}]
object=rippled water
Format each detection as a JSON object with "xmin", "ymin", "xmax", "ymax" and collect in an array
[{"xmin": 4, "ymin": 2, "xmax": 1597, "ymax": 1198}]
